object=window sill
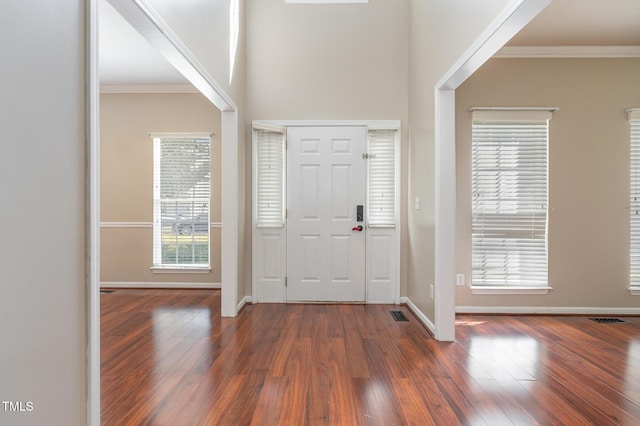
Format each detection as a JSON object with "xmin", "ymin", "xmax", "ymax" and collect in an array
[
  {"xmin": 629, "ymin": 286, "xmax": 640, "ymax": 295},
  {"xmin": 151, "ymin": 266, "xmax": 211, "ymax": 274},
  {"xmin": 470, "ymin": 286, "xmax": 553, "ymax": 295}
]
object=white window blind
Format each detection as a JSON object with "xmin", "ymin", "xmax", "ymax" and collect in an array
[
  {"xmin": 368, "ymin": 129, "xmax": 397, "ymax": 227},
  {"xmin": 629, "ymin": 109, "xmax": 640, "ymax": 286},
  {"xmin": 152, "ymin": 135, "xmax": 211, "ymax": 267},
  {"xmin": 471, "ymin": 109, "xmax": 552, "ymax": 287},
  {"xmin": 255, "ymin": 128, "xmax": 285, "ymax": 227}
]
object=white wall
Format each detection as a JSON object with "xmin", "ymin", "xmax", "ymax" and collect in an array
[
  {"xmin": 407, "ymin": 0, "xmax": 513, "ymax": 321},
  {"xmin": 246, "ymin": 0, "xmax": 408, "ymax": 121},
  {"xmin": 0, "ymin": 1, "xmax": 87, "ymax": 425}
]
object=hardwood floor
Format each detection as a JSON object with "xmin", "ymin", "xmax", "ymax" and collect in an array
[{"xmin": 101, "ymin": 289, "xmax": 640, "ymax": 425}]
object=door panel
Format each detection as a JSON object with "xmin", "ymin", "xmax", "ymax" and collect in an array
[{"xmin": 286, "ymin": 126, "xmax": 366, "ymax": 302}]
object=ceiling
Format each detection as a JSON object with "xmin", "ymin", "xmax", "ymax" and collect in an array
[
  {"xmin": 98, "ymin": 0, "xmax": 640, "ymax": 88},
  {"xmin": 508, "ymin": 0, "xmax": 640, "ymax": 46},
  {"xmin": 99, "ymin": 0, "xmax": 191, "ymax": 87}
]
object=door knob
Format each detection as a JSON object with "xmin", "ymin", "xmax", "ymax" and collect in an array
[{"xmin": 352, "ymin": 225, "xmax": 363, "ymax": 232}]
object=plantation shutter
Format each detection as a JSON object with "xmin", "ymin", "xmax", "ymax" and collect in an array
[
  {"xmin": 471, "ymin": 109, "xmax": 552, "ymax": 287},
  {"xmin": 629, "ymin": 109, "xmax": 640, "ymax": 286},
  {"xmin": 255, "ymin": 127, "xmax": 285, "ymax": 227},
  {"xmin": 367, "ymin": 129, "xmax": 397, "ymax": 227},
  {"xmin": 152, "ymin": 134, "xmax": 211, "ymax": 267}
]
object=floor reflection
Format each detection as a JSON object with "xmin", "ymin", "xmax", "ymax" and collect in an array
[{"xmin": 466, "ymin": 334, "xmax": 541, "ymax": 399}]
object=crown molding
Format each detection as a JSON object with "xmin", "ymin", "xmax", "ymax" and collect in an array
[
  {"xmin": 99, "ymin": 84, "xmax": 199, "ymax": 94},
  {"xmin": 494, "ymin": 45, "xmax": 640, "ymax": 59}
]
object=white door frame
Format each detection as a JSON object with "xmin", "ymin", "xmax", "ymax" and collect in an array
[
  {"xmin": 252, "ymin": 120, "xmax": 401, "ymax": 305},
  {"xmin": 88, "ymin": 0, "xmax": 240, "ymax": 423}
]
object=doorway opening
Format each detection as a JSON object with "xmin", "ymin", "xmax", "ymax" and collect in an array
[{"xmin": 88, "ymin": 0, "xmax": 240, "ymax": 423}]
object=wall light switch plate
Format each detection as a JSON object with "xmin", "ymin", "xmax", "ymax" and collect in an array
[
  {"xmin": 415, "ymin": 197, "xmax": 421, "ymax": 210},
  {"xmin": 456, "ymin": 273, "xmax": 465, "ymax": 286},
  {"xmin": 429, "ymin": 283, "xmax": 434, "ymax": 299}
]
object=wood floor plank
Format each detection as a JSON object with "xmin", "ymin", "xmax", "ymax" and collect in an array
[{"xmin": 101, "ymin": 290, "xmax": 640, "ymax": 425}]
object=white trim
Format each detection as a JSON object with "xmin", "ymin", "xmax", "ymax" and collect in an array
[
  {"xmin": 237, "ymin": 295, "xmax": 252, "ymax": 312},
  {"xmin": 627, "ymin": 108, "xmax": 640, "ymax": 121},
  {"xmin": 495, "ymin": 45, "xmax": 640, "ymax": 59},
  {"xmin": 456, "ymin": 306, "xmax": 640, "ymax": 315},
  {"xmin": 221, "ymin": 111, "xmax": 239, "ymax": 316},
  {"xmin": 434, "ymin": 89, "xmax": 457, "ymax": 341},
  {"xmin": 434, "ymin": 0, "xmax": 551, "ymax": 342},
  {"xmin": 100, "ymin": 221, "xmax": 222, "ymax": 228},
  {"xmin": 150, "ymin": 266, "xmax": 212, "ymax": 274},
  {"xmin": 404, "ymin": 297, "xmax": 436, "ymax": 336},
  {"xmin": 87, "ymin": 0, "xmax": 100, "ymax": 424},
  {"xmin": 101, "ymin": 281, "xmax": 221, "ymax": 289},
  {"xmin": 468, "ymin": 106, "xmax": 558, "ymax": 113},
  {"xmin": 630, "ymin": 286, "xmax": 640, "ymax": 295},
  {"xmin": 285, "ymin": 0, "xmax": 368, "ymax": 3},
  {"xmin": 435, "ymin": 0, "xmax": 551, "ymax": 91},
  {"xmin": 252, "ymin": 122, "xmax": 285, "ymax": 133},
  {"xmin": 149, "ymin": 132, "xmax": 213, "ymax": 139},
  {"xmin": 253, "ymin": 119, "xmax": 401, "ymax": 128},
  {"xmin": 470, "ymin": 286, "xmax": 553, "ymax": 295},
  {"xmin": 99, "ymin": 84, "xmax": 199, "ymax": 93}
]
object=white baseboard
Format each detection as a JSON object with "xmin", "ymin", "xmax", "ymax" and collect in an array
[
  {"xmin": 237, "ymin": 295, "xmax": 252, "ymax": 312},
  {"xmin": 456, "ymin": 306, "xmax": 640, "ymax": 315},
  {"xmin": 402, "ymin": 297, "xmax": 436, "ymax": 336},
  {"xmin": 101, "ymin": 281, "xmax": 221, "ymax": 289}
]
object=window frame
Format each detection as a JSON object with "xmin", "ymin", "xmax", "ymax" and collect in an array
[
  {"xmin": 628, "ymin": 108, "xmax": 640, "ymax": 294},
  {"xmin": 150, "ymin": 133, "xmax": 212, "ymax": 272},
  {"xmin": 367, "ymin": 128, "xmax": 399, "ymax": 228},
  {"xmin": 254, "ymin": 125, "xmax": 286, "ymax": 228},
  {"xmin": 469, "ymin": 108, "xmax": 556, "ymax": 294}
]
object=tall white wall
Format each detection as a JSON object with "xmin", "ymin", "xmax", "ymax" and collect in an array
[
  {"xmin": 0, "ymin": 1, "xmax": 87, "ymax": 425},
  {"xmin": 246, "ymin": 0, "xmax": 408, "ymax": 121}
]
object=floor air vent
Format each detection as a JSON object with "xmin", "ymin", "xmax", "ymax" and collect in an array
[
  {"xmin": 100, "ymin": 289, "xmax": 116, "ymax": 294},
  {"xmin": 390, "ymin": 311, "xmax": 409, "ymax": 321},
  {"xmin": 588, "ymin": 317, "xmax": 625, "ymax": 324}
]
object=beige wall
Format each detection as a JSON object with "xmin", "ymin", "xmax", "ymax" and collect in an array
[
  {"xmin": 456, "ymin": 58, "xmax": 640, "ymax": 308},
  {"xmin": 100, "ymin": 93, "xmax": 222, "ymax": 284},
  {"xmin": 407, "ymin": 0, "xmax": 513, "ymax": 320},
  {"xmin": 246, "ymin": 0, "xmax": 410, "ymax": 295},
  {"xmin": 0, "ymin": 1, "xmax": 87, "ymax": 424}
]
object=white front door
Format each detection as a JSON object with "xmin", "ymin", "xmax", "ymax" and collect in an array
[{"xmin": 286, "ymin": 126, "xmax": 366, "ymax": 302}]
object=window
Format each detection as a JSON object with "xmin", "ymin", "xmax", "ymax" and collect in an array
[
  {"xmin": 471, "ymin": 109, "xmax": 554, "ymax": 289},
  {"xmin": 255, "ymin": 126, "xmax": 285, "ymax": 227},
  {"xmin": 152, "ymin": 134, "xmax": 211, "ymax": 269},
  {"xmin": 367, "ymin": 128, "xmax": 397, "ymax": 227},
  {"xmin": 253, "ymin": 125, "xmax": 397, "ymax": 228},
  {"xmin": 629, "ymin": 109, "xmax": 640, "ymax": 291},
  {"xmin": 285, "ymin": 0, "xmax": 368, "ymax": 4}
]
